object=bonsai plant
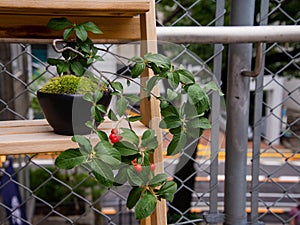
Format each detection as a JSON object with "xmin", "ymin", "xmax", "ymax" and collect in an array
[
  {"xmin": 41, "ymin": 17, "xmax": 219, "ymax": 221},
  {"xmin": 37, "ymin": 18, "xmax": 111, "ymax": 135}
]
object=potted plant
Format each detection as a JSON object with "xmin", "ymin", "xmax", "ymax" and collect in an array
[
  {"xmin": 37, "ymin": 18, "xmax": 112, "ymax": 135},
  {"xmin": 41, "ymin": 17, "xmax": 219, "ymax": 221}
]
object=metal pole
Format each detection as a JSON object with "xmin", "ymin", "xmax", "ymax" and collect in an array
[
  {"xmin": 250, "ymin": 1, "xmax": 269, "ymax": 224},
  {"xmin": 156, "ymin": 25, "xmax": 300, "ymax": 44},
  {"xmin": 224, "ymin": 1, "xmax": 255, "ymax": 225}
]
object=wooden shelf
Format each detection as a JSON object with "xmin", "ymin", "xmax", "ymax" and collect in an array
[
  {"xmin": 0, "ymin": 1, "xmax": 166, "ymax": 223},
  {"xmin": 0, "ymin": 0, "xmax": 150, "ymax": 43},
  {"xmin": 0, "ymin": 119, "xmax": 147, "ymax": 155}
]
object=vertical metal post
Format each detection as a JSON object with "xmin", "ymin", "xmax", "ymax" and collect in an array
[
  {"xmin": 250, "ymin": 1, "xmax": 269, "ymax": 224},
  {"xmin": 210, "ymin": 0, "xmax": 225, "ymax": 216},
  {"xmin": 224, "ymin": 1, "xmax": 255, "ymax": 225}
]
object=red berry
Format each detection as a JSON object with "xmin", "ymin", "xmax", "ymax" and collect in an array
[
  {"xmin": 111, "ymin": 136, "xmax": 119, "ymax": 144},
  {"xmin": 111, "ymin": 128, "xmax": 118, "ymax": 135},
  {"xmin": 109, "ymin": 133, "xmax": 119, "ymax": 143},
  {"xmin": 134, "ymin": 164, "xmax": 143, "ymax": 172},
  {"xmin": 131, "ymin": 158, "xmax": 137, "ymax": 165},
  {"xmin": 117, "ymin": 135, "xmax": 123, "ymax": 141},
  {"xmin": 109, "ymin": 133, "xmax": 116, "ymax": 140},
  {"xmin": 150, "ymin": 163, "xmax": 156, "ymax": 171}
]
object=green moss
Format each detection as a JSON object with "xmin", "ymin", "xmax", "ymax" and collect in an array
[{"xmin": 39, "ymin": 75, "xmax": 105, "ymax": 94}]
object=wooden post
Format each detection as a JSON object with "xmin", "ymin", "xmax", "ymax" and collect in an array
[{"xmin": 139, "ymin": 1, "xmax": 167, "ymax": 225}]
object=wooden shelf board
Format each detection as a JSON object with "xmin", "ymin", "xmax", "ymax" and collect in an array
[
  {"xmin": 0, "ymin": 119, "xmax": 148, "ymax": 155},
  {"xmin": 0, "ymin": 0, "xmax": 150, "ymax": 42},
  {"xmin": 0, "ymin": 0, "xmax": 150, "ymax": 17}
]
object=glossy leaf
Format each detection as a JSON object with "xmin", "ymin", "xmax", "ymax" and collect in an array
[
  {"xmin": 120, "ymin": 128, "xmax": 139, "ymax": 146},
  {"xmin": 47, "ymin": 18, "xmax": 72, "ymax": 31},
  {"xmin": 144, "ymin": 53, "xmax": 171, "ymax": 68},
  {"xmin": 134, "ymin": 190, "xmax": 157, "ymax": 220},
  {"xmin": 159, "ymin": 116, "xmax": 181, "ymax": 129},
  {"xmin": 113, "ymin": 141, "xmax": 138, "ymax": 156},
  {"xmin": 55, "ymin": 148, "xmax": 86, "ymax": 169},
  {"xmin": 96, "ymin": 130, "xmax": 109, "ymax": 142},
  {"xmin": 127, "ymin": 115, "xmax": 142, "ymax": 122},
  {"xmin": 83, "ymin": 21, "xmax": 103, "ymax": 34},
  {"xmin": 70, "ymin": 61, "xmax": 85, "ymax": 76},
  {"xmin": 116, "ymin": 96, "xmax": 127, "ymax": 116},
  {"xmin": 108, "ymin": 109, "xmax": 118, "ymax": 121},
  {"xmin": 63, "ymin": 27, "xmax": 74, "ymax": 40},
  {"xmin": 141, "ymin": 129, "xmax": 158, "ymax": 150},
  {"xmin": 158, "ymin": 181, "xmax": 177, "ymax": 202},
  {"xmin": 149, "ymin": 173, "xmax": 167, "ymax": 187},
  {"xmin": 126, "ymin": 187, "xmax": 143, "ymax": 209},
  {"xmin": 167, "ymin": 132, "xmax": 187, "ymax": 156},
  {"xmin": 127, "ymin": 167, "xmax": 145, "ymax": 186},
  {"xmin": 72, "ymin": 135, "xmax": 92, "ymax": 153},
  {"xmin": 131, "ymin": 62, "xmax": 145, "ymax": 78},
  {"xmin": 75, "ymin": 24, "xmax": 88, "ymax": 41},
  {"xmin": 90, "ymin": 159, "xmax": 114, "ymax": 181}
]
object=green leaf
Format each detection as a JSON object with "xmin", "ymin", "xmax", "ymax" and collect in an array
[
  {"xmin": 127, "ymin": 115, "xmax": 142, "ymax": 122},
  {"xmin": 116, "ymin": 96, "xmax": 128, "ymax": 116},
  {"xmin": 47, "ymin": 17, "xmax": 72, "ymax": 31},
  {"xmin": 131, "ymin": 62, "xmax": 145, "ymax": 78},
  {"xmin": 91, "ymin": 105, "xmax": 103, "ymax": 123},
  {"xmin": 114, "ymin": 166, "xmax": 128, "ymax": 186},
  {"xmin": 124, "ymin": 94, "xmax": 141, "ymax": 104},
  {"xmin": 134, "ymin": 190, "xmax": 157, "ymax": 220},
  {"xmin": 158, "ymin": 181, "xmax": 177, "ymax": 202},
  {"xmin": 146, "ymin": 76, "xmax": 162, "ymax": 92},
  {"xmin": 96, "ymin": 130, "xmax": 109, "ymax": 142},
  {"xmin": 141, "ymin": 129, "xmax": 158, "ymax": 150},
  {"xmin": 94, "ymin": 90, "xmax": 104, "ymax": 102},
  {"xmin": 90, "ymin": 158, "xmax": 114, "ymax": 181},
  {"xmin": 83, "ymin": 93, "xmax": 94, "ymax": 102},
  {"xmin": 111, "ymin": 81, "xmax": 123, "ymax": 93},
  {"xmin": 83, "ymin": 21, "xmax": 103, "ymax": 34},
  {"xmin": 167, "ymin": 132, "xmax": 187, "ymax": 156},
  {"xmin": 204, "ymin": 81, "xmax": 224, "ymax": 96},
  {"xmin": 47, "ymin": 58, "xmax": 64, "ymax": 66},
  {"xmin": 55, "ymin": 148, "xmax": 86, "ymax": 169},
  {"xmin": 92, "ymin": 170, "xmax": 113, "ymax": 187},
  {"xmin": 63, "ymin": 27, "xmax": 74, "ymax": 40},
  {"xmin": 127, "ymin": 167, "xmax": 145, "ymax": 186},
  {"xmin": 95, "ymin": 55, "xmax": 104, "ymax": 61},
  {"xmin": 126, "ymin": 187, "xmax": 143, "ymax": 209},
  {"xmin": 96, "ymin": 104, "xmax": 107, "ymax": 114},
  {"xmin": 167, "ymin": 72, "xmax": 180, "ymax": 89},
  {"xmin": 176, "ymin": 68, "xmax": 195, "ymax": 85},
  {"xmin": 70, "ymin": 61, "xmax": 85, "ymax": 76},
  {"xmin": 167, "ymin": 89, "xmax": 178, "ymax": 101},
  {"xmin": 159, "ymin": 116, "xmax": 181, "ymax": 129},
  {"xmin": 149, "ymin": 173, "xmax": 167, "ymax": 187},
  {"xmin": 129, "ymin": 56, "xmax": 144, "ymax": 63},
  {"xmin": 72, "ymin": 135, "xmax": 92, "ymax": 153},
  {"xmin": 57, "ymin": 62, "xmax": 70, "ymax": 75},
  {"xmin": 113, "ymin": 141, "xmax": 139, "ymax": 156},
  {"xmin": 187, "ymin": 83, "xmax": 209, "ymax": 105},
  {"xmin": 94, "ymin": 141, "xmax": 121, "ymax": 160},
  {"xmin": 144, "ymin": 53, "xmax": 171, "ymax": 68},
  {"xmin": 120, "ymin": 128, "xmax": 139, "ymax": 146},
  {"xmin": 108, "ymin": 109, "xmax": 118, "ymax": 121},
  {"xmin": 187, "ymin": 117, "xmax": 211, "ymax": 130},
  {"xmin": 75, "ymin": 24, "xmax": 88, "ymax": 41}
]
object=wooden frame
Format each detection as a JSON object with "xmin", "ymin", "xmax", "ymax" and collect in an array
[{"xmin": 0, "ymin": 0, "xmax": 166, "ymax": 224}]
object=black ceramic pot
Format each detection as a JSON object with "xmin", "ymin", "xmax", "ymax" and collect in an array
[{"xmin": 37, "ymin": 90, "xmax": 112, "ymax": 135}]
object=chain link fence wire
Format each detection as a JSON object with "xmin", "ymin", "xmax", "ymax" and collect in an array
[{"xmin": 0, "ymin": 0, "xmax": 299, "ymax": 224}]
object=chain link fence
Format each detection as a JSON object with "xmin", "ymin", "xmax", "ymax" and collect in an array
[{"xmin": 0, "ymin": 0, "xmax": 299, "ymax": 224}]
